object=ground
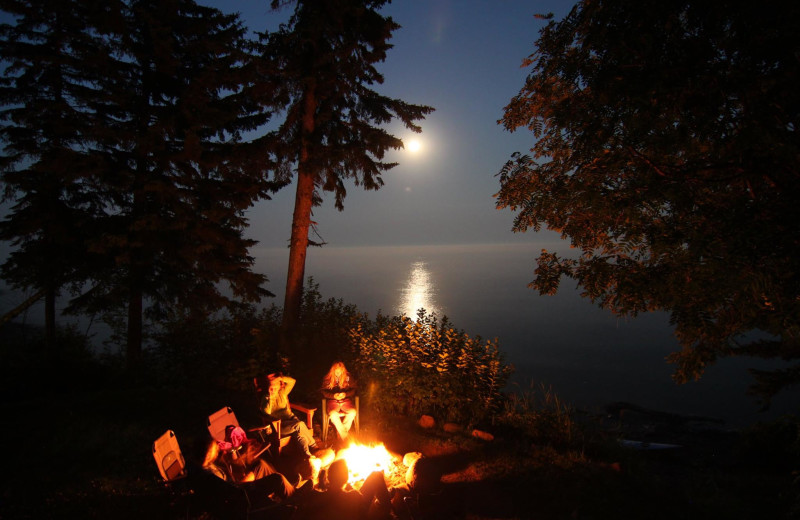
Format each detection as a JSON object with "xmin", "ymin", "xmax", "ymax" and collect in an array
[{"xmin": 0, "ymin": 382, "xmax": 797, "ymax": 520}]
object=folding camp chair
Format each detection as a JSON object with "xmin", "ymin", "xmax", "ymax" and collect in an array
[
  {"xmin": 152, "ymin": 430, "xmax": 191, "ymax": 518},
  {"xmin": 321, "ymin": 395, "xmax": 360, "ymax": 442},
  {"xmin": 206, "ymin": 406, "xmax": 271, "ymax": 459},
  {"xmin": 153, "ymin": 429, "xmax": 187, "ymax": 482},
  {"xmin": 252, "ymin": 376, "xmax": 317, "ymax": 457},
  {"xmin": 203, "ymin": 410, "xmax": 294, "ymax": 519}
]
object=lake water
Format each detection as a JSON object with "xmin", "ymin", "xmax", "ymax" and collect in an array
[
  {"xmin": 2, "ymin": 241, "xmax": 797, "ymax": 427},
  {"xmin": 256, "ymin": 242, "xmax": 799, "ymax": 428}
]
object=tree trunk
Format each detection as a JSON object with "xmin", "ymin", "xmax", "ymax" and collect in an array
[
  {"xmin": 281, "ymin": 84, "xmax": 317, "ymax": 344},
  {"xmin": 282, "ymin": 168, "xmax": 315, "ymax": 335},
  {"xmin": 44, "ymin": 285, "xmax": 56, "ymax": 353},
  {"xmin": 0, "ymin": 288, "xmax": 44, "ymax": 327},
  {"xmin": 127, "ymin": 280, "xmax": 143, "ymax": 373}
]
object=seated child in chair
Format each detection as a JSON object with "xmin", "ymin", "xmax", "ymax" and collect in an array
[
  {"xmin": 321, "ymin": 362, "xmax": 358, "ymax": 441},
  {"xmin": 260, "ymin": 373, "xmax": 317, "ymax": 458}
]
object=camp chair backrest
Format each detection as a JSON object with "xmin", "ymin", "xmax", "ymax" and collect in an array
[
  {"xmin": 152, "ymin": 430, "xmax": 186, "ymax": 482},
  {"xmin": 207, "ymin": 406, "xmax": 239, "ymax": 443}
]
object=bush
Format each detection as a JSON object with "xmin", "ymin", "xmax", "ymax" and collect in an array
[
  {"xmin": 153, "ymin": 301, "xmax": 269, "ymax": 392},
  {"xmin": 495, "ymin": 381, "xmax": 580, "ymax": 448},
  {"xmin": 737, "ymin": 415, "xmax": 800, "ymax": 471},
  {"xmin": 154, "ymin": 279, "xmax": 514, "ymax": 427},
  {"xmin": 279, "ymin": 279, "xmax": 364, "ymax": 399},
  {"xmin": 0, "ymin": 322, "xmax": 108, "ymax": 399},
  {"xmin": 154, "ymin": 279, "xmax": 364, "ymax": 401},
  {"xmin": 350, "ymin": 309, "xmax": 513, "ymax": 428}
]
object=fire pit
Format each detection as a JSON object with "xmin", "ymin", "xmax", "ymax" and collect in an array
[{"xmin": 329, "ymin": 442, "xmax": 409, "ymax": 490}]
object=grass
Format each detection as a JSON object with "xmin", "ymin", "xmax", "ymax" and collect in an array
[
  {"xmin": 2, "ymin": 374, "xmax": 797, "ymax": 520},
  {"xmin": 1, "ymin": 321, "xmax": 798, "ymax": 520}
]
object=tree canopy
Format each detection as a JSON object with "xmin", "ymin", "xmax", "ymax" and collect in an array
[
  {"xmin": 0, "ymin": 0, "xmax": 111, "ymax": 350},
  {"xmin": 253, "ymin": 0, "xmax": 434, "ymax": 337},
  {"xmin": 1, "ymin": 0, "xmax": 274, "ymax": 369},
  {"xmin": 497, "ymin": 0, "xmax": 800, "ymax": 403}
]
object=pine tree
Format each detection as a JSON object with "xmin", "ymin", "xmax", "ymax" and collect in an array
[
  {"xmin": 0, "ymin": 0, "xmax": 108, "ymax": 352},
  {"xmin": 254, "ymin": 0, "xmax": 434, "ymax": 341},
  {"xmin": 68, "ymin": 0, "xmax": 275, "ymax": 371}
]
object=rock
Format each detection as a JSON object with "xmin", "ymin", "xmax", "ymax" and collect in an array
[
  {"xmin": 314, "ymin": 447, "xmax": 336, "ymax": 468},
  {"xmin": 404, "ymin": 463, "xmax": 416, "ymax": 487},
  {"xmin": 471, "ymin": 429, "xmax": 494, "ymax": 441},
  {"xmin": 443, "ymin": 423, "xmax": 461, "ymax": 433},
  {"xmin": 403, "ymin": 451, "xmax": 423, "ymax": 467},
  {"xmin": 418, "ymin": 415, "xmax": 435, "ymax": 429}
]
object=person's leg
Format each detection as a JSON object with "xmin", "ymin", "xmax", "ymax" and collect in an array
[
  {"xmin": 340, "ymin": 401, "xmax": 357, "ymax": 433},
  {"xmin": 329, "ymin": 410, "xmax": 347, "ymax": 439},
  {"xmin": 247, "ymin": 472, "xmax": 294, "ymax": 502},
  {"xmin": 297, "ymin": 420, "xmax": 316, "ymax": 452},
  {"xmin": 279, "ymin": 416, "xmax": 299, "ymax": 437},
  {"xmin": 280, "ymin": 416, "xmax": 312, "ymax": 457}
]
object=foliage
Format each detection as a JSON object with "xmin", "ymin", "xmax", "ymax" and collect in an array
[
  {"xmin": 350, "ymin": 309, "xmax": 513, "ymax": 427},
  {"xmin": 155, "ymin": 278, "xmax": 512, "ymax": 424},
  {"xmin": 1, "ymin": 0, "xmax": 276, "ymax": 371},
  {"xmin": 496, "ymin": 381, "xmax": 579, "ymax": 448},
  {"xmin": 72, "ymin": 0, "xmax": 273, "ymax": 369},
  {"xmin": 0, "ymin": 322, "xmax": 110, "ymax": 400},
  {"xmin": 0, "ymin": 0, "xmax": 111, "ymax": 348},
  {"xmin": 152, "ymin": 279, "xmax": 363, "ymax": 401},
  {"xmin": 280, "ymin": 279, "xmax": 364, "ymax": 397},
  {"xmin": 497, "ymin": 0, "xmax": 800, "ymax": 403},
  {"xmin": 251, "ymin": 0, "xmax": 435, "ymax": 331},
  {"xmin": 152, "ymin": 303, "xmax": 259, "ymax": 390},
  {"xmin": 736, "ymin": 416, "xmax": 800, "ymax": 471}
]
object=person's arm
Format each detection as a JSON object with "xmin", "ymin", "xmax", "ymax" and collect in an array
[
  {"xmin": 281, "ymin": 376, "xmax": 296, "ymax": 395},
  {"xmin": 343, "ymin": 377, "xmax": 357, "ymax": 398},
  {"xmin": 260, "ymin": 392, "xmax": 270, "ymax": 415},
  {"xmin": 260, "ymin": 392, "xmax": 276, "ymax": 419}
]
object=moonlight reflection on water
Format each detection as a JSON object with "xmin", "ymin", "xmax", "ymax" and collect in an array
[{"xmin": 398, "ymin": 260, "xmax": 439, "ymax": 318}]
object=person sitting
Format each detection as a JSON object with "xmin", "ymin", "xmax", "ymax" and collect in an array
[
  {"xmin": 200, "ymin": 436, "xmax": 295, "ymax": 504},
  {"xmin": 321, "ymin": 361, "xmax": 358, "ymax": 441},
  {"xmin": 260, "ymin": 373, "xmax": 317, "ymax": 459},
  {"xmin": 295, "ymin": 458, "xmax": 392, "ymax": 520}
]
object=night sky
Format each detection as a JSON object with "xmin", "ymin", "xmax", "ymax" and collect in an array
[{"xmin": 208, "ymin": 0, "xmax": 573, "ymax": 248}]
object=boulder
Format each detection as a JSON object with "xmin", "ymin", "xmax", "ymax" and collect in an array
[
  {"xmin": 418, "ymin": 415, "xmax": 435, "ymax": 429},
  {"xmin": 403, "ymin": 451, "xmax": 423, "ymax": 467},
  {"xmin": 443, "ymin": 423, "xmax": 461, "ymax": 433},
  {"xmin": 471, "ymin": 429, "xmax": 494, "ymax": 442}
]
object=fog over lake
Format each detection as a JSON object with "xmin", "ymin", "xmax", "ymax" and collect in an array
[
  {"xmin": 3, "ymin": 241, "xmax": 797, "ymax": 428},
  {"xmin": 256, "ymin": 242, "xmax": 799, "ymax": 428}
]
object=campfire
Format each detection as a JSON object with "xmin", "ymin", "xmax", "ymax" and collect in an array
[{"xmin": 330, "ymin": 442, "xmax": 409, "ymax": 490}]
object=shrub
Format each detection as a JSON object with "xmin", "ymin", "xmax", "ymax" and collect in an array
[
  {"xmin": 737, "ymin": 415, "xmax": 800, "ymax": 471},
  {"xmin": 0, "ymin": 322, "xmax": 108, "ymax": 399},
  {"xmin": 350, "ymin": 309, "xmax": 513, "ymax": 428},
  {"xmin": 153, "ymin": 301, "xmax": 267, "ymax": 392},
  {"xmin": 496, "ymin": 381, "xmax": 580, "ymax": 448},
  {"xmin": 154, "ymin": 279, "xmax": 514, "ymax": 426}
]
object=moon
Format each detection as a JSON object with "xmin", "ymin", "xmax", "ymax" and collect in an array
[{"xmin": 406, "ymin": 139, "xmax": 421, "ymax": 153}]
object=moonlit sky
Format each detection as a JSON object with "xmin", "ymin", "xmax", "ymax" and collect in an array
[
  {"xmin": 208, "ymin": 0, "xmax": 574, "ymax": 249},
  {"xmin": 4, "ymin": 2, "xmax": 800, "ymax": 424}
]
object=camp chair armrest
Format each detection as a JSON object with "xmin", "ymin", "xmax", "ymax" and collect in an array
[
  {"xmin": 247, "ymin": 424, "xmax": 274, "ymax": 436},
  {"xmin": 290, "ymin": 403, "xmax": 316, "ymax": 430}
]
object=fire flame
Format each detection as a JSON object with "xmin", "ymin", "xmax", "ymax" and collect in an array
[{"xmin": 336, "ymin": 442, "xmax": 398, "ymax": 486}]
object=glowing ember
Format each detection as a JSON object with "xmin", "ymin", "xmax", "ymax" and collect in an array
[{"xmin": 336, "ymin": 443, "xmax": 398, "ymax": 485}]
